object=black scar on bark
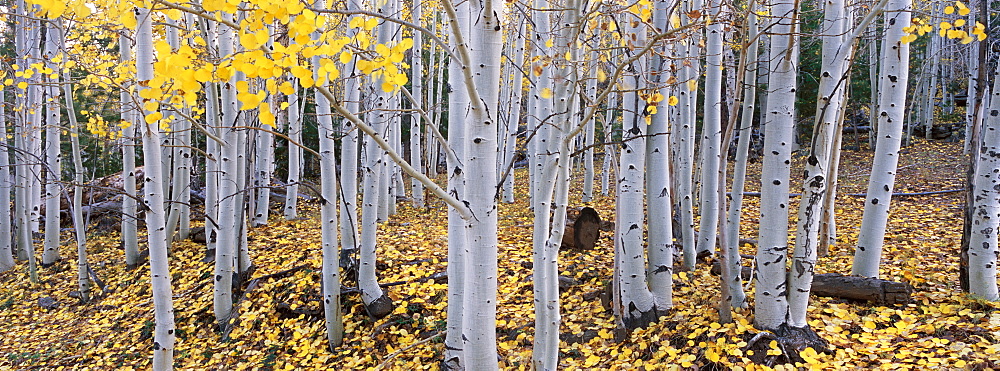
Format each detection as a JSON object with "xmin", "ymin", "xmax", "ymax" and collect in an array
[{"xmin": 872, "ymin": 198, "xmax": 879, "ymax": 204}]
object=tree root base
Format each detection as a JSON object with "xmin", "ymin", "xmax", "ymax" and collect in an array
[
  {"xmin": 745, "ymin": 324, "xmax": 830, "ymax": 366},
  {"xmin": 364, "ymin": 293, "xmax": 394, "ymax": 320}
]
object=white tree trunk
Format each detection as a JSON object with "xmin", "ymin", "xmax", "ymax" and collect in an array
[
  {"xmin": 410, "ymin": 0, "xmax": 425, "ymax": 208},
  {"xmin": 968, "ymin": 72, "xmax": 1000, "ymax": 301},
  {"xmin": 313, "ymin": 26, "xmax": 344, "ymax": 344},
  {"xmin": 755, "ymin": 0, "xmax": 798, "ymax": 330},
  {"xmin": 443, "ymin": 2, "xmax": 470, "ymax": 365},
  {"xmin": 462, "ymin": 0, "xmax": 501, "ymax": 367},
  {"xmin": 214, "ymin": 11, "xmax": 239, "ymax": 329},
  {"xmin": 42, "ymin": 20, "xmax": 61, "ymax": 266},
  {"xmin": 616, "ymin": 16, "xmax": 658, "ymax": 330},
  {"xmin": 675, "ymin": 2, "xmax": 700, "ymax": 270},
  {"xmin": 284, "ymin": 81, "xmax": 303, "ymax": 220},
  {"xmin": 253, "ymin": 85, "xmax": 275, "ymax": 227},
  {"xmin": 13, "ymin": 1, "xmax": 38, "ymax": 281},
  {"xmin": 697, "ymin": 0, "xmax": 725, "ymax": 259},
  {"xmin": 725, "ymin": 9, "xmax": 758, "ymax": 310},
  {"xmin": 647, "ymin": 0, "xmax": 676, "ymax": 311},
  {"xmin": 789, "ymin": 0, "xmax": 850, "ymax": 327},
  {"xmin": 852, "ymin": 0, "xmax": 911, "ymax": 278},
  {"xmin": 136, "ymin": 7, "xmax": 176, "ymax": 369},
  {"xmin": 0, "ymin": 86, "xmax": 15, "ymax": 273},
  {"xmin": 64, "ymin": 61, "xmax": 91, "ymax": 302}
]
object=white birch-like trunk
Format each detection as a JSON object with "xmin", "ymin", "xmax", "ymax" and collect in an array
[
  {"xmin": 526, "ymin": 2, "xmax": 558, "ymax": 368},
  {"xmin": 601, "ymin": 91, "xmax": 616, "ymax": 196},
  {"xmin": 582, "ymin": 63, "xmax": 596, "ymax": 203},
  {"xmin": 725, "ymin": 9, "xmax": 758, "ymax": 309},
  {"xmin": 647, "ymin": 0, "xmax": 675, "ymax": 310},
  {"xmin": 963, "ymin": 0, "xmax": 981, "ymax": 154},
  {"xmin": 675, "ymin": 1, "xmax": 700, "ymax": 270},
  {"xmin": 313, "ymin": 23, "xmax": 344, "ymax": 344},
  {"xmin": 42, "ymin": 20, "xmax": 61, "ymax": 266},
  {"xmin": 852, "ymin": 0, "xmax": 911, "ymax": 278},
  {"xmin": 284, "ymin": 80, "xmax": 302, "ymax": 220},
  {"xmin": 755, "ymin": 0, "xmax": 798, "ymax": 330},
  {"xmin": 253, "ymin": 82, "xmax": 275, "ymax": 227},
  {"xmin": 64, "ymin": 63, "xmax": 91, "ymax": 302},
  {"xmin": 136, "ymin": 7, "xmax": 176, "ymax": 369},
  {"xmin": 968, "ymin": 72, "xmax": 1000, "ymax": 301},
  {"xmin": 462, "ymin": 0, "xmax": 501, "ymax": 367},
  {"xmin": 357, "ymin": 0, "xmax": 396, "ymax": 319},
  {"xmin": 696, "ymin": 0, "xmax": 725, "ymax": 259},
  {"xmin": 339, "ymin": 2, "xmax": 361, "ymax": 261},
  {"xmin": 13, "ymin": 2, "xmax": 38, "ymax": 281},
  {"xmin": 214, "ymin": 11, "xmax": 239, "ymax": 329},
  {"xmin": 616, "ymin": 16, "xmax": 658, "ymax": 330},
  {"xmin": 789, "ymin": 0, "xmax": 850, "ymax": 327},
  {"xmin": 410, "ymin": 1, "xmax": 425, "ymax": 208},
  {"xmin": 443, "ymin": 0, "xmax": 470, "ymax": 365},
  {"xmin": 0, "ymin": 86, "xmax": 14, "ymax": 273}
]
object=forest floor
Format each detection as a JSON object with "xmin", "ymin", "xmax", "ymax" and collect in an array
[{"xmin": 1, "ymin": 139, "xmax": 999, "ymax": 370}]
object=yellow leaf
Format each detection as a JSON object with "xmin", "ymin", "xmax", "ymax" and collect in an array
[
  {"xmin": 687, "ymin": 79, "xmax": 698, "ymax": 91},
  {"xmin": 958, "ymin": 7, "xmax": 970, "ymax": 15},
  {"xmin": 668, "ymin": 96, "xmax": 679, "ymax": 106},
  {"xmin": 16, "ymin": 81, "xmax": 27, "ymax": 90},
  {"xmin": 545, "ymin": 38, "xmax": 554, "ymax": 48},
  {"xmin": 597, "ymin": 69, "xmax": 607, "ymax": 82},
  {"xmin": 259, "ymin": 103, "xmax": 275, "ymax": 128},
  {"xmin": 120, "ymin": 9, "xmax": 136, "ymax": 30},
  {"xmin": 144, "ymin": 112, "xmax": 162, "ymax": 124},
  {"xmin": 339, "ymin": 51, "xmax": 353, "ymax": 64},
  {"xmin": 584, "ymin": 355, "xmax": 600, "ymax": 367},
  {"xmin": 540, "ymin": 87, "xmax": 552, "ymax": 99},
  {"xmin": 944, "ymin": 6, "xmax": 955, "ymax": 14}
]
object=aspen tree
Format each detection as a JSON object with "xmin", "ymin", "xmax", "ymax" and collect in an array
[
  {"xmin": 357, "ymin": 2, "xmax": 395, "ymax": 320},
  {"xmin": 647, "ymin": 0, "xmax": 676, "ymax": 310},
  {"xmin": 0, "ymin": 87, "xmax": 14, "ymax": 273},
  {"xmin": 790, "ymin": 0, "xmax": 853, "ymax": 326},
  {"xmin": 697, "ymin": 0, "xmax": 725, "ymax": 260},
  {"xmin": 852, "ymin": 0, "xmax": 912, "ymax": 278},
  {"xmin": 339, "ymin": 1, "xmax": 363, "ymax": 264},
  {"xmin": 312, "ymin": 0, "xmax": 344, "ymax": 343},
  {"xmin": 968, "ymin": 71, "xmax": 1000, "ymax": 301},
  {"xmin": 674, "ymin": 0, "xmax": 700, "ymax": 270},
  {"xmin": 725, "ymin": 8, "xmax": 758, "ymax": 310},
  {"xmin": 214, "ymin": 10, "xmax": 239, "ymax": 329},
  {"xmin": 616, "ymin": 4, "xmax": 659, "ymax": 331},
  {"xmin": 755, "ymin": 0, "xmax": 799, "ymax": 330},
  {"xmin": 120, "ymin": 33, "xmax": 141, "ymax": 268},
  {"xmin": 135, "ymin": 6, "xmax": 176, "ymax": 369},
  {"xmin": 42, "ymin": 20, "xmax": 61, "ymax": 267},
  {"xmin": 65, "ymin": 60, "xmax": 91, "ymax": 303},
  {"xmin": 443, "ymin": 0, "xmax": 470, "ymax": 364},
  {"xmin": 462, "ymin": 0, "xmax": 502, "ymax": 366},
  {"xmin": 284, "ymin": 80, "xmax": 303, "ymax": 220},
  {"xmin": 410, "ymin": 0, "xmax": 425, "ymax": 208}
]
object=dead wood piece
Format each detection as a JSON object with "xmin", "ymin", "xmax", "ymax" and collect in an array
[
  {"xmin": 561, "ymin": 207, "xmax": 602, "ymax": 250},
  {"xmin": 706, "ymin": 268, "xmax": 912, "ymax": 305},
  {"xmin": 810, "ymin": 273, "xmax": 913, "ymax": 306}
]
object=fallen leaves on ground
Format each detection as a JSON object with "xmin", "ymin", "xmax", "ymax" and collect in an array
[{"xmin": 1, "ymin": 139, "xmax": 997, "ymax": 370}]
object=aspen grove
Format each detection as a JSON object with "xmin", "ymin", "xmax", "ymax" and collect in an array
[{"xmin": 1, "ymin": 0, "xmax": 1000, "ymax": 369}]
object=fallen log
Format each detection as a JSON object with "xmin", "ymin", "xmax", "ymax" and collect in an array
[
  {"xmin": 811, "ymin": 273, "xmax": 912, "ymax": 305},
  {"xmin": 709, "ymin": 265, "xmax": 912, "ymax": 305}
]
